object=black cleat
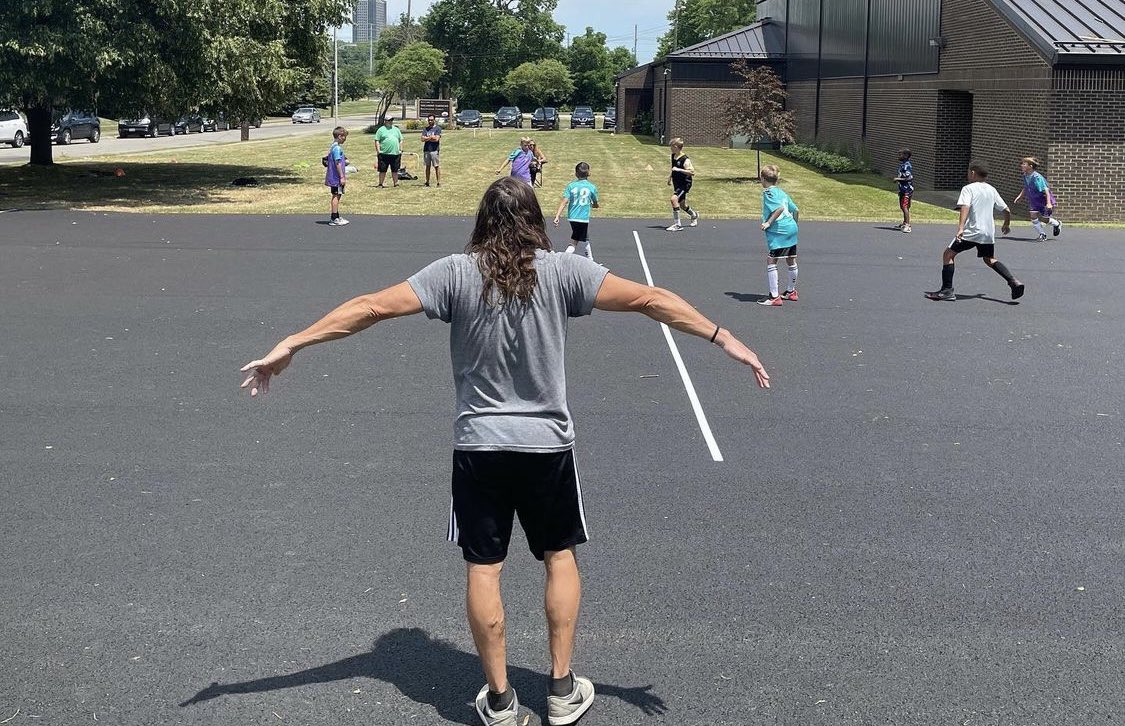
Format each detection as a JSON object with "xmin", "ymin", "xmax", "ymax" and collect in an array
[
  {"xmin": 1011, "ymin": 282, "xmax": 1025, "ymax": 300},
  {"xmin": 925, "ymin": 288, "xmax": 955, "ymax": 301}
]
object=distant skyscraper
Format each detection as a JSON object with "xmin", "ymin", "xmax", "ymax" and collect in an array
[{"xmin": 352, "ymin": 0, "xmax": 387, "ymax": 44}]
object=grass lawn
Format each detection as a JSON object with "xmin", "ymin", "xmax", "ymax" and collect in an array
[{"xmin": 1, "ymin": 128, "xmax": 959, "ymax": 222}]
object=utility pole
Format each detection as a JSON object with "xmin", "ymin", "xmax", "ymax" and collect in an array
[
  {"xmin": 369, "ymin": 21, "xmax": 374, "ymax": 74},
  {"xmin": 333, "ymin": 25, "xmax": 339, "ymax": 122},
  {"xmin": 673, "ymin": 0, "xmax": 680, "ymax": 51},
  {"xmin": 634, "ymin": 24, "xmax": 638, "ymax": 60}
]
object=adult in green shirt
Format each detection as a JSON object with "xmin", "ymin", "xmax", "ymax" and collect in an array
[{"xmin": 374, "ymin": 116, "xmax": 404, "ymax": 188}]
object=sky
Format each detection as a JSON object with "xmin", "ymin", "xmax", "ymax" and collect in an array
[{"xmin": 345, "ymin": 0, "xmax": 677, "ymax": 64}]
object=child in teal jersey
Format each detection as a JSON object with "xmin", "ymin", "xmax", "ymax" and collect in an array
[
  {"xmin": 757, "ymin": 164, "xmax": 799, "ymax": 306},
  {"xmin": 553, "ymin": 161, "xmax": 600, "ymax": 261}
]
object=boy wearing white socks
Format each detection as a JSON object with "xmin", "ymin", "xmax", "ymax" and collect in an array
[
  {"xmin": 554, "ymin": 162, "xmax": 600, "ymax": 262},
  {"xmin": 757, "ymin": 164, "xmax": 800, "ymax": 306}
]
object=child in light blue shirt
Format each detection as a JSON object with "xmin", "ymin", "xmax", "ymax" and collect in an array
[
  {"xmin": 553, "ymin": 162, "xmax": 600, "ymax": 261},
  {"xmin": 757, "ymin": 164, "xmax": 799, "ymax": 306}
]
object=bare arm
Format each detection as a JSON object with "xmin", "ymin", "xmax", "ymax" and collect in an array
[
  {"xmin": 497, "ymin": 157, "xmax": 511, "ymax": 174},
  {"xmin": 956, "ymin": 205, "xmax": 970, "ymax": 238},
  {"xmin": 1001, "ymin": 207, "xmax": 1011, "ymax": 235},
  {"xmin": 553, "ymin": 197, "xmax": 567, "ymax": 226},
  {"xmin": 593, "ymin": 274, "xmax": 770, "ymax": 388},
  {"xmin": 240, "ymin": 281, "xmax": 424, "ymax": 397}
]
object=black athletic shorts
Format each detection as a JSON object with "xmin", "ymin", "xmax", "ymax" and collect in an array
[
  {"xmin": 377, "ymin": 153, "xmax": 401, "ymax": 173},
  {"xmin": 449, "ymin": 449, "xmax": 588, "ymax": 564},
  {"xmin": 767, "ymin": 245, "xmax": 798, "ymax": 258},
  {"xmin": 330, "ymin": 185, "xmax": 345, "ymax": 196},
  {"xmin": 949, "ymin": 238, "xmax": 995, "ymax": 258},
  {"xmin": 673, "ymin": 187, "xmax": 691, "ymax": 204},
  {"xmin": 569, "ymin": 221, "xmax": 589, "ymax": 242}
]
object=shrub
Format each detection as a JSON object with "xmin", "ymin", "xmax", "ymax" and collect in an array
[
  {"xmin": 777, "ymin": 143, "xmax": 861, "ymax": 174},
  {"xmin": 631, "ymin": 110, "xmax": 653, "ymax": 136},
  {"xmin": 404, "ymin": 119, "xmax": 422, "ymax": 130}
]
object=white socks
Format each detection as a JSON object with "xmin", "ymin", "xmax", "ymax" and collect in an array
[
  {"xmin": 1032, "ymin": 219, "xmax": 1044, "ymax": 235},
  {"xmin": 566, "ymin": 241, "xmax": 594, "ymax": 261},
  {"xmin": 767, "ymin": 263, "xmax": 779, "ymax": 297},
  {"xmin": 672, "ymin": 209, "xmax": 681, "ymax": 225},
  {"xmin": 787, "ymin": 264, "xmax": 798, "ymax": 292}
]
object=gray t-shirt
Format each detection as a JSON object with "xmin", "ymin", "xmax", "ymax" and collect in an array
[
  {"xmin": 956, "ymin": 181, "xmax": 1008, "ymax": 243},
  {"xmin": 408, "ymin": 250, "xmax": 609, "ymax": 451}
]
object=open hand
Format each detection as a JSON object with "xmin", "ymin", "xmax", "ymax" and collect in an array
[
  {"xmin": 240, "ymin": 344, "xmax": 294, "ymax": 397},
  {"xmin": 717, "ymin": 335, "xmax": 770, "ymax": 388},
  {"xmin": 553, "ymin": 216, "xmax": 560, "ymax": 227}
]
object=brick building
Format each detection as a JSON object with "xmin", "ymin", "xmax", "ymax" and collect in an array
[{"xmin": 618, "ymin": 0, "xmax": 1125, "ymax": 222}]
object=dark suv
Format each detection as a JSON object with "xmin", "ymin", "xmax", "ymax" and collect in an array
[
  {"xmin": 52, "ymin": 110, "xmax": 101, "ymax": 144},
  {"xmin": 602, "ymin": 107, "xmax": 616, "ymax": 130},
  {"xmin": 531, "ymin": 107, "xmax": 559, "ymax": 130},
  {"xmin": 456, "ymin": 109, "xmax": 482, "ymax": 127},
  {"xmin": 493, "ymin": 106, "xmax": 523, "ymax": 128},
  {"xmin": 569, "ymin": 106, "xmax": 595, "ymax": 129}
]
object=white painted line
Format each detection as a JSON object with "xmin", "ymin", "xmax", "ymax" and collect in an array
[{"xmin": 632, "ymin": 230, "xmax": 724, "ymax": 462}]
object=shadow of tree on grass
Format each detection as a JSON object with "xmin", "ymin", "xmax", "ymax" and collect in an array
[{"xmin": 0, "ymin": 161, "xmax": 303, "ymax": 210}]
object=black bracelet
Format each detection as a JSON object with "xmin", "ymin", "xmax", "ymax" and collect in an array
[{"xmin": 709, "ymin": 325, "xmax": 720, "ymax": 343}]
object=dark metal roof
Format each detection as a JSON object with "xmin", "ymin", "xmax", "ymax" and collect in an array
[
  {"xmin": 989, "ymin": 0, "xmax": 1125, "ymax": 63},
  {"xmin": 666, "ymin": 20, "xmax": 786, "ymax": 59}
]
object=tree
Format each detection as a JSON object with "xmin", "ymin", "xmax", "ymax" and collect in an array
[
  {"xmin": 374, "ymin": 42, "xmax": 445, "ymax": 120},
  {"xmin": 339, "ymin": 65, "xmax": 372, "ymax": 101},
  {"xmin": 723, "ymin": 62, "xmax": 794, "ymax": 178},
  {"xmin": 567, "ymin": 27, "xmax": 636, "ymax": 108},
  {"xmin": 0, "ymin": 0, "xmax": 349, "ymax": 163},
  {"xmin": 422, "ymin": 0, "xmax": 564, "ymax": 108},
  {"xmin": 656, "ymin": 0, "xmax": 756, "ymax": 57},
  {"xmin": 503, "ymin": 59, "xmax": 574, "ymax": 110}
]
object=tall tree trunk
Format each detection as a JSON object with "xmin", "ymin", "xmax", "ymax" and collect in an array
[
  {"xmin": 27, "ymin": 103, "xmax": 54, "ymax": 166},
  {"xmin": 240, "ymin": 120, "xmax": 250, "ymax": 141}
]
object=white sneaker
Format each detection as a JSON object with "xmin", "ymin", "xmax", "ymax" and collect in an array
[
  {"xmin": 666, "ymin": 223, "xmax": 683, "ymax": 231},
  {"xmin": 474, "ymin": 685, "xmax": 520, "ymax": 726},
  {"xmin": 547, "ymin": 674, "xmax": 595, "ymax": 725},
  {"xmin": 689, "ymin": 211, "xmax": 700, "ymax": 227},
  {"xmin": 901, "ymin": 224, "xmax": 911, "ymax": 233},
  {"xmin": 328, "ymin": 217, "xmax": 350, "ymax": 226}
]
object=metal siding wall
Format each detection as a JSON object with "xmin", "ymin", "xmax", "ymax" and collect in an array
[
  {"xmin": 821, "ymin": 0, "xmax": 867, "ymax": 77},
  {"xmin": 756, "ymin": 0, "xmax": 787, "ymax": 22},
  {"xmin": 787, "ymin": 0, "xmax": 822, "ymax": 80},
  {"xmin": 868, "ymin": 0, "xmax": 939, "ymax": 75}
]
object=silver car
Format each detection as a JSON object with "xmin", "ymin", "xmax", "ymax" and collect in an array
[{"xmin": 291, "ymin": 107, "xmax": 321, "ymax": 124}]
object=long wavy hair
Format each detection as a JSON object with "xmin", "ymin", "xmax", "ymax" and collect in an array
[{"xmin": 466, "ymin": 176, "xmax": 553, "ymax": 306}]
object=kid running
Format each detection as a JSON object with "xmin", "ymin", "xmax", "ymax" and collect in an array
[
  {"xmin": 666, "ymin": 137, "xmax": 699, "ymax": 231},
  {"xmin": 926, "ymin": 161, "xmax": 1025, "ymax": 301},
  {"xmin": 1013, "ymin": 157, "xmax": 1062, "ymax": 241},
  {"xmin": 325, "ymin": 126, "xmax": 349, "ymax": 226},
  {"xmin": 553, "ymin": 162, "xmax": 600, "ymax": 261},
  {"xmin": 892, "ymin": 148, "xmax": 914, "ymax": 233},
  {"xmin": 757, "ymin": 164, "xmax": 799, "ymax": 306}
]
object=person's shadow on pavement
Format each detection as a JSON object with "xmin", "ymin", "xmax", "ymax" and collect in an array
[{"xmin": 180, "ymin": 627, "xmax": 667, "ymax": 725}]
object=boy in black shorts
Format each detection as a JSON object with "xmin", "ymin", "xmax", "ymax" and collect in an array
[
  {"xmin": 666, "ymin": 137, "xmax": 699, "ymax": 231},
  {"xmin": 926, "ymin": 161, "xmax": 1025, "ymax": 301}
]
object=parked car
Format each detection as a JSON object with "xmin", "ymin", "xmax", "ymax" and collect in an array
[
  {"xmin": 493, "ymin": 106, "xmax": 523, "ymax": 129},
  {"xmin": 569, "ymin": 106, "xmax": 595, "ymax": 129},
  {"xmin": 202, "ymin": 114, "xmax": 231, "ymax": 132},
  {"xmin": 531, "ymin": 107, "xmax": 560, "ymax": 131},
  {"xmin": 51, "ymin": 110, "xmax": 101, "ymax": 144},
  {"xmin": 0, "ymin": 109, "xmax": 29, "ymax": 148},
  {"xmin": 291, "ymin": 107, "xmax": 321, "ymax": 124},
  {"xmin": 232, "ymin": 116, "xmax": 263, "ymax": 129},
  {"xmin": 179, "ymin": 115, "xmax": 205, "ymax": 134},
  {"xmin": 456, "ymin": 109, "xmax": 482, "ymax": 127},
  {"xmin": 603, "ymin": 107, "xmax": 616, "ymax": 130},
  {"xmin": 118, "ymin": 114, "xmax": 159, "ymax": 138}
]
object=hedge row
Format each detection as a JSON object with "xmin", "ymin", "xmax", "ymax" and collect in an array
[{"xmin": 777, "ymin": 144, "xmax": 861, "ymax": 174}]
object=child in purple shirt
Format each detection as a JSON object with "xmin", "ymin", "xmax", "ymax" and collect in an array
[
  {"xmin": 324, "ymin": 126, "xmax": 349, "ymax": 226},
  {"xmin": 496, "ymin": 137, "xmax": 534, "ymax": 185},
  {"xmin": 1013, "ymin": 157, "xmax": 1062, "ymax": 241}
]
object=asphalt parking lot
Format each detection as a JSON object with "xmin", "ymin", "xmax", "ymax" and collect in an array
[{"xmin": 1, "ymin": 212, "xmax": 1123, "ymax": 725}]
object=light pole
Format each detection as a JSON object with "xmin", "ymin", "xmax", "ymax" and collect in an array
[{"xmin": 333, "ymin": 26, "xmax": 339, "ymax": 122}]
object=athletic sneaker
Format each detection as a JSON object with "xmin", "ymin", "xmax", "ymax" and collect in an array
[
  {"xmin": 891, "ymin": 223, "xmax": 904, "ymax": 230},
  {"xmin": 1010, "ymin": 281, "xmax": 1026, "ymax": 300},
  {"xmin": 1052, "ymin": 220, "xmax": 1062, "ymax": 237},
  {"xmin": 328, "ymin": 217, "xmax": 350, "ymax": 226},
  {"xmin": 925, "ymin": 288, "xmax": 955, "ymax": 301},
  {"xmin": 474, "ymin": 685, "xmax": 520, "ymax": 726},
  {"xmin": 757, "ymin": 295, "xmax": 783, "ymax": 306},
  {"xmin": 780, "ymin": 289, "xmax": 799, "ymax": 301},
  {"xmin": 901, "ymin": 224, "xmax": 911, "ymax": 233},
  {"xmin": 1036, "ymin": 233, "xmax": 1047, "ymax": 242},
  {"xmin": 547, "ymin": 674, "xmax": 595, "ymax": 725},
  {"xmin": 666, "ymin": 223, "xmax": 683, "ymax": 232},
  {"xmin": 689, "ymin": 210, "xmax": 700, "ymax": 227}
]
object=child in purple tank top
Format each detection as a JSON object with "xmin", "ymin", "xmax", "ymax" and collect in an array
[
  {"xmin": 496, "ymin": 136, "xmax": 534, "ymax": 184},
  {"xmin": 1013, "ymin": 157, "xmax": 1062, "ymax": 241}
]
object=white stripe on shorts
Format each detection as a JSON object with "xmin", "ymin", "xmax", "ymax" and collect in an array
[
  {"xmin": 572, "ymin": 451, "xmax": 589, "ymax": 539},
  {"xmin": 447, "ymin": 496, "xmax": 459, "ymax": 543}
]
